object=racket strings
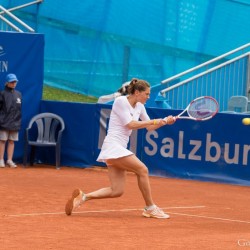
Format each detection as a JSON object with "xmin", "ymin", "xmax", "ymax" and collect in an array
[{"xmin": 187, "ymin": 98, "xmax": 218, "ymax": 119}]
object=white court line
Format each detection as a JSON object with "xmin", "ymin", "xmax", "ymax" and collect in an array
[
  {"xmin": 4, "ymin": 205, "xmax": 205, "ymax": 217},
  {"xmin": 5, "ymin": 206, "xmax": 250, "ymax": 224},
  {"xmin": 167, "ymin": 212, "xmax": 250, "ymax": 224}
]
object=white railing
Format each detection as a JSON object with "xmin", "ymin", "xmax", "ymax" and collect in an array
[
  {"xmin": 0, "ymin": 13, "xmax": 23, "ymax": 32},
  {"xmin": 0, "ymin": 0, "xmax": 43, "ymax": 32},
  {"xmin": 160, "ymin": 43, "xmax": 250, "ymax": 111},
  {"xmin": 161, "ymin": 43, "xmax": 250, "ymax": 87}
]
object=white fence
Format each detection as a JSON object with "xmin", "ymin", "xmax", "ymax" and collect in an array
[{"xmin": 160, "ymin": 43, "xmax": 250, "ymax": 112}]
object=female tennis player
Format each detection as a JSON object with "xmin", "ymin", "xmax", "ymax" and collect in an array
[{"xmin": 65, "ymin": 78, "xmax": 176, "ymax": 219}]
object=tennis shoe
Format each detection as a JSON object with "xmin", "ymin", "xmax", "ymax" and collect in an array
[
  {"xmin": 142, "ymin": 205, "xmax": 170, "ymax": 219},
  {"xmin": 6, "ymin": 160, "xmax": 17, "ymax": 168},
  {"xmin": 0, "ymin": 160, "xmax": 5, "ymax": 168},
  {"xmin": 65, "ymin": 189, "xmax": 85, "ymax": 216}
]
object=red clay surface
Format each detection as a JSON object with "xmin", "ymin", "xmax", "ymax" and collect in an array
[{"xmin": 0, "ymin": 165, "xmax": 250, "ymax": 250}]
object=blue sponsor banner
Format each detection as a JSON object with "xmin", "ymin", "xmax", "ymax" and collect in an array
[
  {"xmin": 94, "ymin": 105, "xmax": 250, "ymax": 186},
  {"xmin": 142, "ymin": 109, "xmax": 250, "ymax": 185},
  {"xmin": 0, "ymin": 31, "xmax": 44, "ymax": 160},
  {"xmin": 35, "ymin": 101, "xmax": 250, "ymax": 186}
]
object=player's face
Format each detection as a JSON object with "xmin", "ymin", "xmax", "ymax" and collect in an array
[{"xmin": 136, "ymin": 87, "xmax": 150, "ymax": 104}]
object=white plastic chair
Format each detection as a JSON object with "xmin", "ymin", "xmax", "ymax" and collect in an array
[
  {"xmin": 227, "ymin": 96, "xmax": 248, "ymax": 113},
  {"xmin": 23, "ymin": 113, "xmax": 65, "ymax": 169}
]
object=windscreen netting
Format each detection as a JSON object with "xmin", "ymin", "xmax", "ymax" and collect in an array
[{"xmin": 2, "ymin": 0, "xmax": 250, "ymax": 98}]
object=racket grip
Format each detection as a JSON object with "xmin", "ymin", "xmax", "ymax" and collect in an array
[{"xmin": 165, "ymin": 116, "xmax": 177, "ymax": 124}]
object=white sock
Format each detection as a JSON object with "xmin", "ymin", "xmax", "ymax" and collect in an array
[
  {"xmin": 82, "ymin": 194, "xmax": 86, "ymax": 202},
  {"xmin": 145, "ymin": 204, "xmax": 156, "ymax": 210}
]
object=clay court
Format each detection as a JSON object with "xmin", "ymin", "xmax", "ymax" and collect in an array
[{"xmin": 0, "ymin": 165, "xmax": 250, "ymax": 250}]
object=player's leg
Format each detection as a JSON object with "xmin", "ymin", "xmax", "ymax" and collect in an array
[
  {"xmin": 107, "ymin": 155, "xmax": 154, "ymax": 206},
  {"xmin": 109, "ymin": 155, "xmax": 170, "ymax": 219},
  {"xmin": 65, "ymin": 164, "xmax": 126, "ymax": 215},
  {"xmin": 65, "ymin": 155, "xmax": 169, "ymax": 218},
  {"xmin": 78, "ymin": 155, "xmax": 154, "ymax": 206},
  {"xmin": 85, "ymin": 165, "xmax": 126, "ymax": 200}
]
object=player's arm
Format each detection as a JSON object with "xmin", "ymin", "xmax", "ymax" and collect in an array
[
  {"xmin": 126, "ymin": 119, "xmax": 163, "ymax": 130},
  {"xmin": 126, "ymin": 116, "xmax": 175, "ymax": 131},
  {"xmin": 145, "ymin": 116, "xmax": 176, "ymax": 131}
]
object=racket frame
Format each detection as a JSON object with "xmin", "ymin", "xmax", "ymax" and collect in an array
[{"xmin": 175, "ymin": 96, "xmax": 219, "ymax": 121}]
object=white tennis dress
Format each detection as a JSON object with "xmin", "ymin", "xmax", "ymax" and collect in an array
[{"xmin": 97, "ymin": 96, "xmax": 150, "ymax": 162}]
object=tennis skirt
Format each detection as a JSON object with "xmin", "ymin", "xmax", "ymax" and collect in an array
[{"xmin": 97, "ymin": 140, "xmax": 133, "ymax": 162}]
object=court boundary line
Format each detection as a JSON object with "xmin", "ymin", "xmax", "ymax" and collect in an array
[
  {"xmin": 4, "ymin": 205, "xmax": 250, "ymax": 224},
  {"xmin": 4, "ymin": 205, "xmax": 205, "ymax": 217},
  {"xmin": 167, "ymin": 211, "xmax": 250, "ymax": 224}
]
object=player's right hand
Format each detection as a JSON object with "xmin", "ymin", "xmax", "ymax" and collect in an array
[{"xmin": 164, "ymin": 115, "xmax": 176, "ymax": 125}]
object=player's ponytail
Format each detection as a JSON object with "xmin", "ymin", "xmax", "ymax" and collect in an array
[{"xmin": 127, "ymin": 78, "xmax": 150, "ymax": 94}]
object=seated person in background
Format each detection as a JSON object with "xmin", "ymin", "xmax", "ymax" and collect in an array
[{"xmin": 97, "ymin": 81, "xmax": 130, "ymax": 103}]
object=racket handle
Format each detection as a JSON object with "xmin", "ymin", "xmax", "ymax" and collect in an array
[{"xmin": 165, "ymin": 116, "xmax": 177, "ymax": 124}]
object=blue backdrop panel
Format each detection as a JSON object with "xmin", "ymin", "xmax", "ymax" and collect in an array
[
  {"xmin": 0, "ymin": 31, "xmax": 44, "ymax": 160},
  {"xmin": 94, "ymin": 105, "xmax": 250, "ymax": 186},
  {"xmin": 37, "ymin": 101, "xmax": 250, "ymax": 186},
  {"xmin": 40, "ymin": 101, "xmax": 95, "ymax": 167},
  {"xmin": 142, "ymin": 110, "xmax": 250, "ymax": 186}
]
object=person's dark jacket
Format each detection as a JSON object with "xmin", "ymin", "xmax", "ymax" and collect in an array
[{"xmin": 0, "ymin": 86, "xmax": 22, "ymax": 131}]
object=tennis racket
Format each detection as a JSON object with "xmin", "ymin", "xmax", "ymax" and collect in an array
[{"xmin": 175, "ymin": 96, "xmax": 219, "ymax": 121}]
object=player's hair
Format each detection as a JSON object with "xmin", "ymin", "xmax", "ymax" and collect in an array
[
  {"xmin": 117, "ymin": 82, "xmax": 129, "ymax": 95},
  {"xmin": 127, "ymin": 78, "xmax": 150, "ymax": 94}
]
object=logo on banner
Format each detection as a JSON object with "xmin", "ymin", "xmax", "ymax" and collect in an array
[
  {"xmin": 98, "ymin": 108, "xmax": 250, "ymax": 167},
  {"xmin": 0, "ymin": 45, "xmax": 8, "ymax": 72},
  {"xmin": 144, "ymin": 130, "xmax": 250, "ymax": 166},
  {"xmin": 0, "ymin": 46, "xmax": 5, "ymax": 56}
]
